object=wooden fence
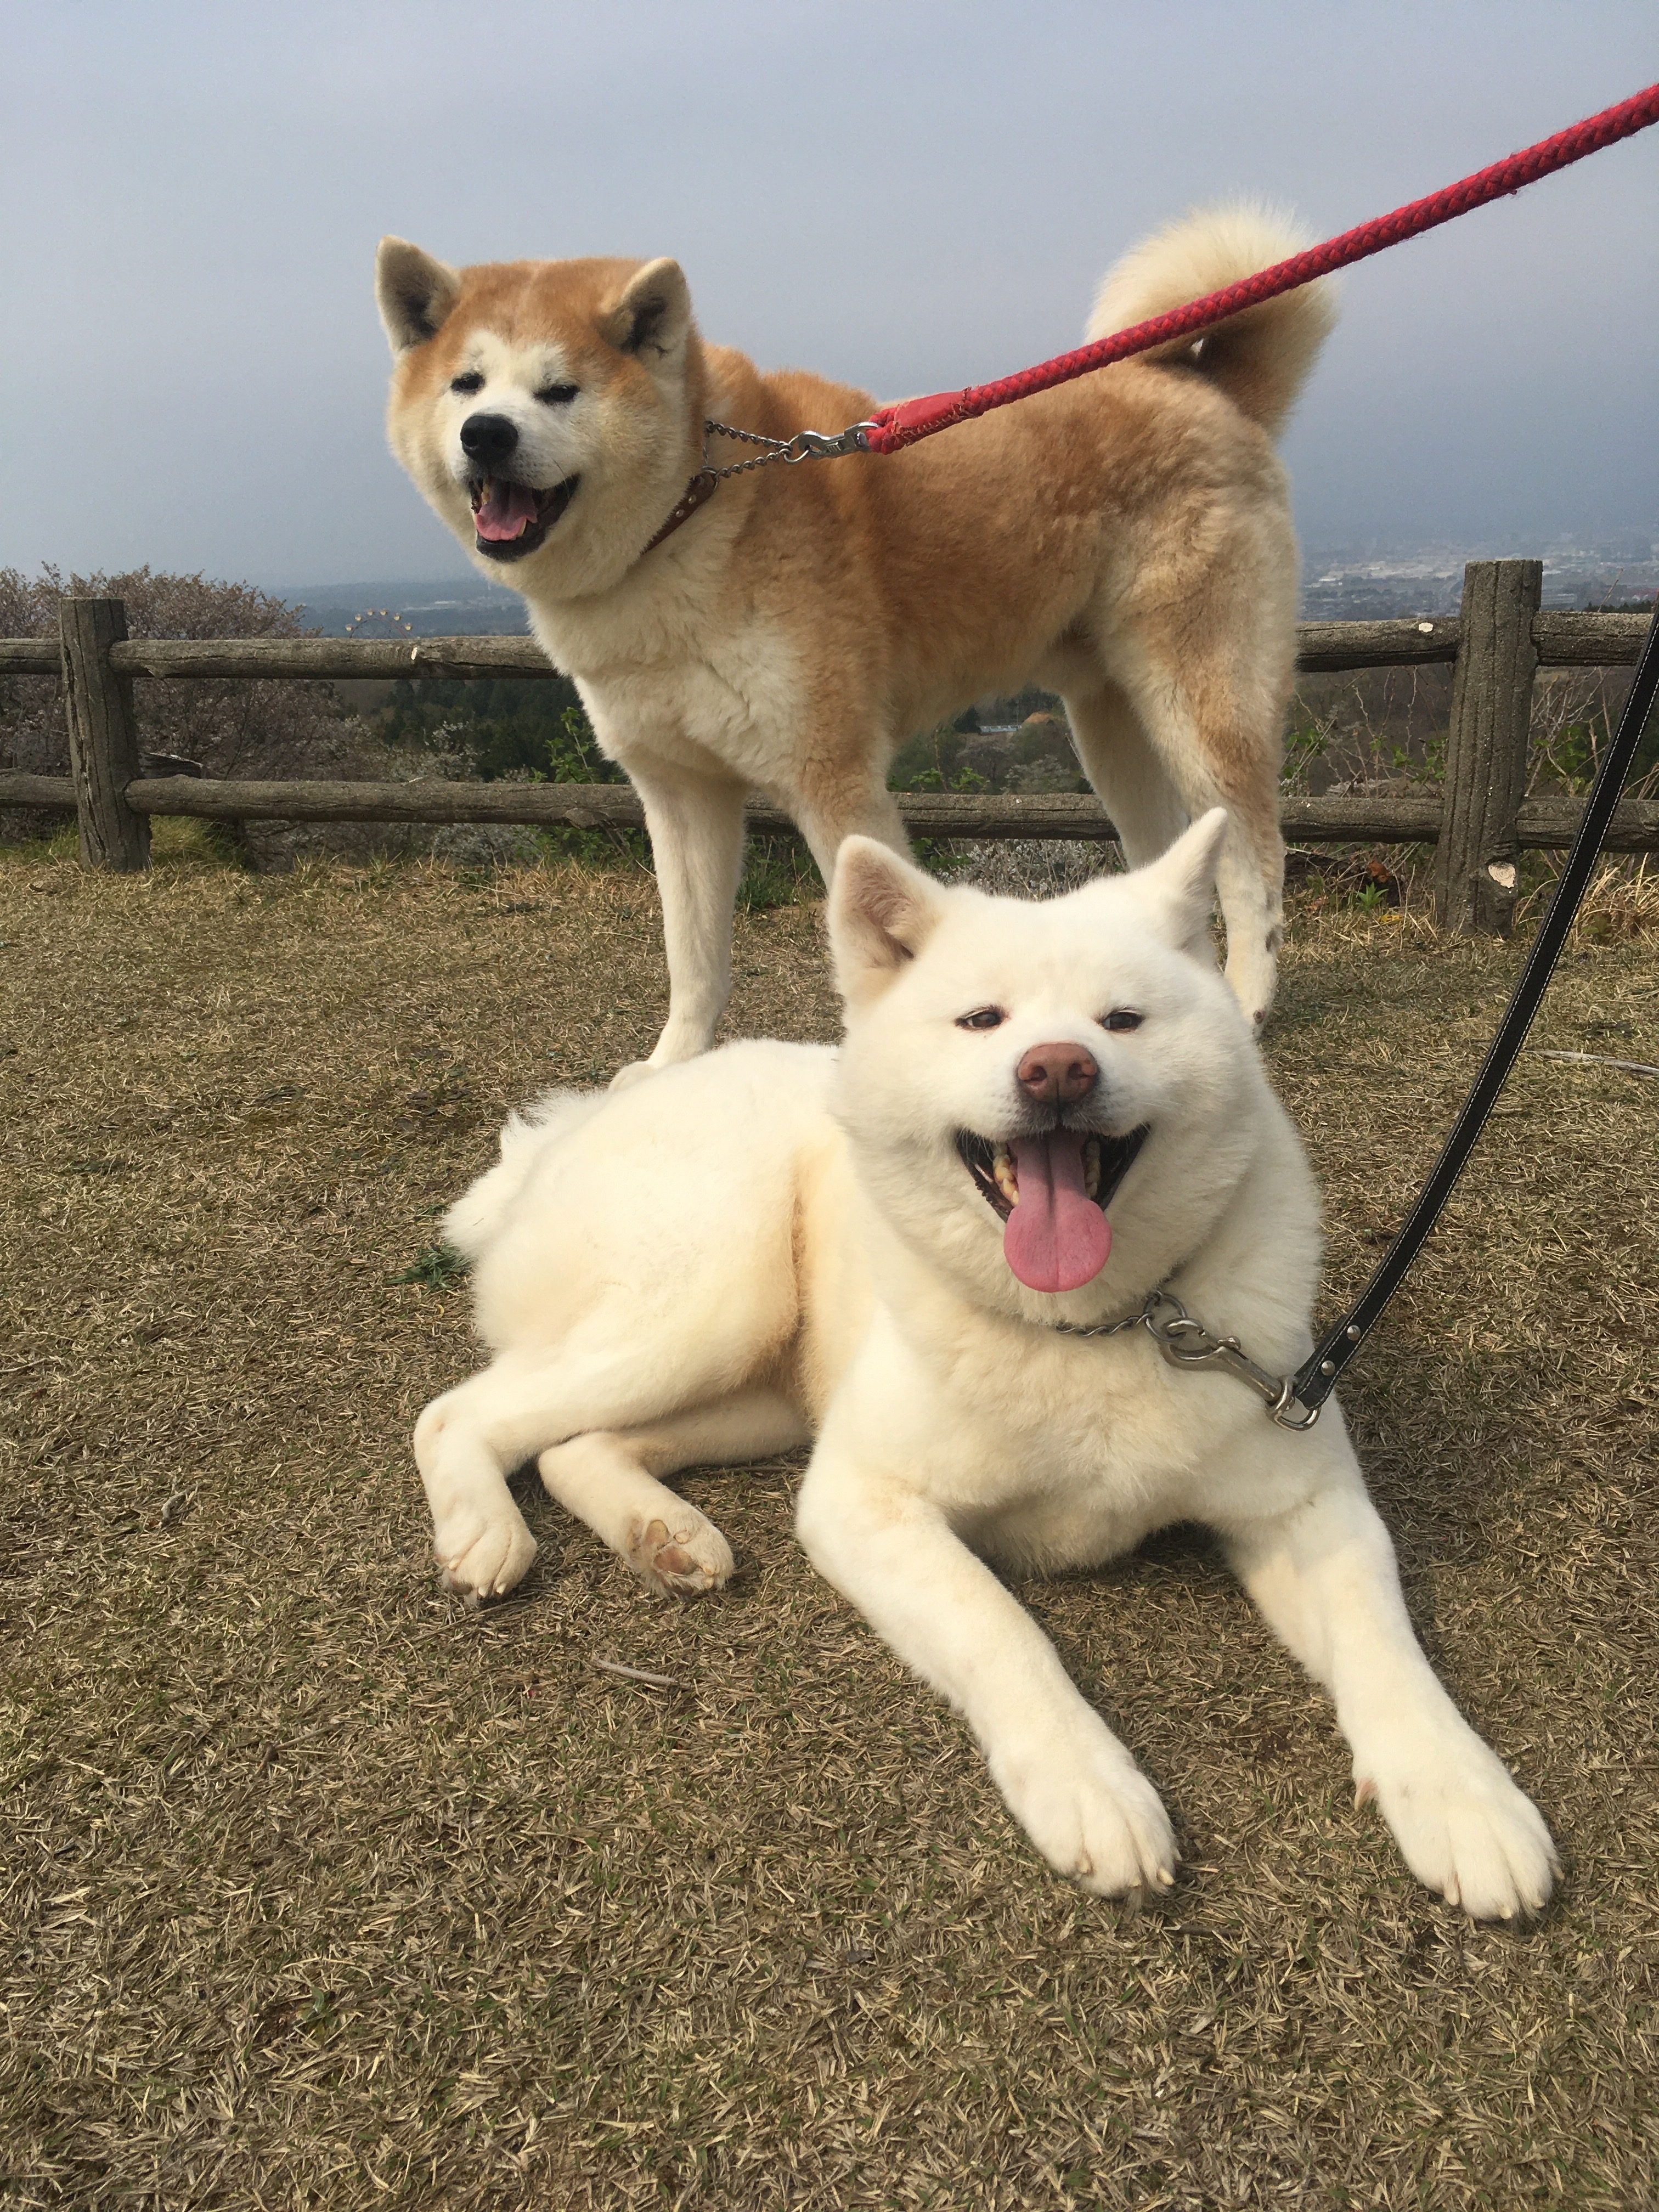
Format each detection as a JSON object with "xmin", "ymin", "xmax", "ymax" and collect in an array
[{"xmin": 1, "ymin": 560, "xmax": 1652, "ymax": 935}]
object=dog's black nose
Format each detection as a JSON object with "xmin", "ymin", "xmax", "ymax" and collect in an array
[{"xmin": 459, "ymin": 413, "xmax": 520, "ymax": 465}]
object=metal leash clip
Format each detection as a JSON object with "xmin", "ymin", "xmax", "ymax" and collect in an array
[
  {"xmin": 785, "ymin": 424, "xmax": 878, "ymax": 460},
  {"xmin": 1141, "ymin": 1291, "xmax": 1322, "ymax": 1431}
]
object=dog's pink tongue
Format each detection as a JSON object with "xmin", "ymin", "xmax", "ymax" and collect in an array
[
  {"xmin": 1003, "ymin": 1130, "xmax": 1113, "ymax": 1293},
  {"xmin": 474, "ymin": 480, "xmax": 538, "ymax": 541}
]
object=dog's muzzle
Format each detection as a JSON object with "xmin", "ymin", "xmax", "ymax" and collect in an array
[
  {"xmin": 955, "ymin": 1124, "xmax": 1149, "ymax": 1222},
  {"xmin": 467, "ymin": 471, "xmax": 581, "ymax": 563}
]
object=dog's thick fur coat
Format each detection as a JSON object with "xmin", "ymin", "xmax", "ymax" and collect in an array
[
  {"xmin": 377, "ymin": 212, "xmax": 1334, "ymax": 1077},
  {"xmin": 415, "ymin": 820, "xmax": 1558, "ymax": 1919}
]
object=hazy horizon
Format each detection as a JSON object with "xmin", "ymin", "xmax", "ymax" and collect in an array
[
  {"xmin": 268, "ymin": 528, "xmax": 1659, "ymax": 602},
  {"xmin": 4, "ymin": 2, "xmax": 1656, "ymax": 588}
]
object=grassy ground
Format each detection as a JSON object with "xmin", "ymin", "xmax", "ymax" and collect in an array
[{"xmin": 2, "ymin": 826, "xmax": 1656, "ymax": 2211}]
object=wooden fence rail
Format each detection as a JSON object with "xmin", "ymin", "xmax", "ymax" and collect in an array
[
  {"xmin": 4, "ymin": 771, "xmax": 1656, "ymax": 855},
  {"xmin": 0, "ymin": 607, "xmax": 1646, "ymax": 682},
  {"xmin": 1, "ymin": 566, "xmax": 1651, "ymax": 935}
]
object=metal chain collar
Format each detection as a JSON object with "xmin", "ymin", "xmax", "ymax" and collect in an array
[
  {"xmin": 639, "ymin": 418, "xmax": 874, "ymax": 558},
  {"xmin": 1053, "ymin": 1288, "xmax": 1321, "ymax": 1431}
]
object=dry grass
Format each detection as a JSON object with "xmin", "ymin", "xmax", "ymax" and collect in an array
[{"xmin": 2, "ymin": 827, "xmax": 1657, "ymax": 2211}]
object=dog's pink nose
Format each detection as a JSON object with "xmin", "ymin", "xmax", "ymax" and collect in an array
[{"xmin": 1015, "ymin": 1042, "xmax": 1098, "ymax": 1104}]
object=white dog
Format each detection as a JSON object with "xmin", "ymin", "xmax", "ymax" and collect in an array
[{"xmin": 415, "ymin": 814, "xmax": 1558, "ymax": 1918}]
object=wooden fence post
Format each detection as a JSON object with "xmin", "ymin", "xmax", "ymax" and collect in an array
[
  {"xmin": 1432, "ymin": 558, "xmax": 1542, "ymax": 934},
  {"xmin": 60, "ymin": 596, "xmax": 149, "ymax": 871}
]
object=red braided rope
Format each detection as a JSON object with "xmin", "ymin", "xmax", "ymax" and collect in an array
[{"xmin": 861, "ymin": 82, "xmax": 1659, "ymax": 456}]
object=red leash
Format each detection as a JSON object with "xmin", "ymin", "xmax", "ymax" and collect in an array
[{"xmin": 843, "ymin": 82, "xmax": 1659, "ymax": 456}]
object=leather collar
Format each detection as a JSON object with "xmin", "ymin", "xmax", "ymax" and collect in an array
[{"xmin": 639, "ymin": 467, "xmax": 719, "ymax": 559}]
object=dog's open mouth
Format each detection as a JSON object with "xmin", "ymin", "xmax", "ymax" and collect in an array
[
  {"xmin": 957, "ymin": 1125, "xmax": 1149, "ymax": 1295},
  {"xmin": 469, "ymin": 474, "xmax": 580, "ymax": 561}
]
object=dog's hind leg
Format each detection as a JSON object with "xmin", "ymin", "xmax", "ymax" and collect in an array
[
  {"xmin": 414, "ymin": 1348, "xmax": 661, "ymax": 1604},
  {"xmin": 1085, "ymin": 523, "xmax": 1297, "ymax": 1025},
  {"xmin": 1062, "ymin": 680, "xmax": 1191, "ymax": 870},
  {"xmin": 414, "ymin": 1357, "xmax": 557, "ymax": 1604},
  {"xmin": 614, "ymin": 759, "xmax": 748, "ymax": 1086},
  {"xmin": 539, "ymin": 1387, "xmax": 809, "ymax": 1596},
  {"xmin": 414, "ymin": 1344, "xmax": 722, "ymax": 1604},
  {"xmin": 1101, "ymin": 648, "xmax": 1288, "ymax": 1028}
]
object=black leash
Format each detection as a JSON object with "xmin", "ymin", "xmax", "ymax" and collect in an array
[{"xmin": 1290, "ymin": 599, "xmax": 1659, "ymax": 1419}]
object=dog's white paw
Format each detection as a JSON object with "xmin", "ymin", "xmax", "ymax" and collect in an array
[
  {"xmin": 613, "ymin": 1035, "xmax": 711, "ymax": 1089},
  {"xmin": 989, "ymin": 1710, "xmax": 1176, "ymax": 1899},
  {"xmin": 1361, "ymin": 1731, "xmax": 1560, "ymax": 1920},
  {"xmin": 433, "ymin": 1504, "xmax": 538, "ymax": 1606},
  {"xmin": 625, "ymin": 1511, "xmax": 734, "ymax": 1599},
  {"xmin": 608, "ymin": 1059, "xmax": 658, "ymax": 1091},
  {"xmin": 1224, "ymin": 952, "xmax": 1277, "ymax": 1032}
]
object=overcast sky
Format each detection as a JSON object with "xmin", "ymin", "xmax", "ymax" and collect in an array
[{"xmin": 3, "ymin": 1, "xmax": 1655, "ymax": 590}]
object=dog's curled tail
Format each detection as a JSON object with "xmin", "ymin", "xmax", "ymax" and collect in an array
[
  {"xmin": 442, "ymin": 1089, "xmax": 607, "ymax": 1263},
  {"xmin": 1087, "ymin": 204, "xmax": 1336, "ymax": 438}
]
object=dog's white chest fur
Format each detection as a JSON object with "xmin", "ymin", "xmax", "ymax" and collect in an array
[
  {"xmin": 532, "ymin": 577, "xmax": 805, "ymax": 789},
  {"xmin": 833, "ymin": 1288, "xmax": 1319, "ymax": 1578}
]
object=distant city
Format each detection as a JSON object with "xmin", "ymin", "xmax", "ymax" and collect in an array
[
  {"xmin": 281, "ymin": 538, "xmax": 1659, "ymax": 639},
  {"xmin": 1301, "ymin": 539, "xmax": 1659, "ymax": 620},
  {"xmin": 283, "ymin": 576, "xmax": 533, "ymax": 638}
]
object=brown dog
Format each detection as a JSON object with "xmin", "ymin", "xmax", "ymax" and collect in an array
[{"xmin": 376, "ymin": 208, "xmax": 1334, "ymax": 1079}]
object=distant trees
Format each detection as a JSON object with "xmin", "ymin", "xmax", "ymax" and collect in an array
[
  {"xmin": 0, "ymin": 565, "xmax": 648, "ymax": 870},
  {"xmin": 378, "ymin": 674, "xmax": 621, "ymax": 787},
  {"xmin": 0, "ymin": 565, "xmax": 444, "ymax": 859},
  {"xmin": 0, "ymin": 565, "xmax": 364, "ymax": 792}
]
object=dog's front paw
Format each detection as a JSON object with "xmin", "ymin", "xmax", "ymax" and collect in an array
[
  {"xmin": 1362, "ymin": 1733, "xmax": 1560, "ymax": 1920},
  {"xmin": 433, "ymin": 1504, "xmax": 538, "ymax": 1606},
  {"xmin": 625, "ymin": 1511, "xmax": 733, "ymax": 1598},
  {"xmin": 613, "ymin": 1032, "xmax": 710, "ymax": 1089},
  {"xmin": 608, "ymin": 1060, "xmax": 658, "ymax": 1091},
  {"xmin": 989, "ymin": 1711, "xmax": 1176, "ymax": 1899}
]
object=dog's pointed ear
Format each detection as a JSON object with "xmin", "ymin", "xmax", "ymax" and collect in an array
[
  {"xmin": 604, "ymin": 258, "xmax": 692, "ymax": 359},
  {"xmin": 1131, "ymin": 807, "xmax": 1231, "ymax": 958},
  {"xmin": 828, "ymin": 837, "xmax": 947, "ymax": 1004},
  {"xmin": 376, "ymin": 238, "xmax": 461, "ymax": 353}
]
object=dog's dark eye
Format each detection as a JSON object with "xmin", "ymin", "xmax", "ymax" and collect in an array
[
  {"xmin": 535, "ymin": 382, "xmax": 579, "ymax": 406},
  {"xmin": 956, "ymin": 1007, "xmax": 1006, "ymax": 1031},
  {"xmin": 1103, "ymin": 1009, "xmax": 1143, "ymax": 1033},
  {"xmin": 450, "ymin": 371, "xmax": 485, "ymax": 395}
]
